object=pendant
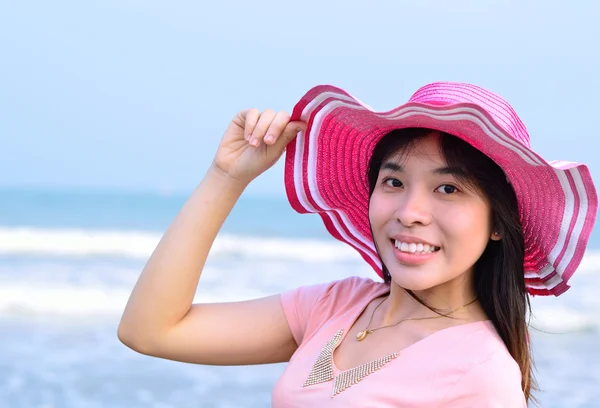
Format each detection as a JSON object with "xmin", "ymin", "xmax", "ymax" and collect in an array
[{"xmin": 356, "ymin": 329, "xmax": 371, "ymax": 341}]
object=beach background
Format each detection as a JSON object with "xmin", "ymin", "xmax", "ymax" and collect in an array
[
  {"xmin": 1, "ymin": 1, "xmax": 599, "ymax": 407},
  {"xmin": 1, "ymin": 189, "xmax": 599, "ymax": 408}
]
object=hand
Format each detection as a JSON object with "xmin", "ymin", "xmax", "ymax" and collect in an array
[{"xmin": 211, "ymin": 109, "xmax": 307, "ymax": 186}]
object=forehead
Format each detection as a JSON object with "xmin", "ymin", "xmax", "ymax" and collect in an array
[{"xmin": 384, "ymin": 133, "xmax": 445, "ymax": 167}]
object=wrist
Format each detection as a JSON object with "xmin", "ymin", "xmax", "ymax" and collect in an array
[{"xmin": 205, "ymin": 163, "xmax": 250, "ymax": 194}]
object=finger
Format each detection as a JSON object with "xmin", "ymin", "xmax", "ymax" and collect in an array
[
  {"xmin": 241, "ymin": 108, "xmax": 260, "ymax": 141},
  {"xmin": 249, "ymin": 109, "xmax": 277, "ymax": 147},
  {"xmin": 263, "ymin": 111, "xmax": 291, "ymax": 145},
  {"xmin": 271, "ymin": 120, "xmax": 307, "ymax": 152}
]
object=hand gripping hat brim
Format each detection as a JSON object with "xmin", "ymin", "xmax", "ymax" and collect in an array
[{"xmin": 284, "ymin": 82, "xmax": 598, "ymax": 296}]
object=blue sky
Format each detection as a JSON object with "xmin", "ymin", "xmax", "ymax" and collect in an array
[{"xmin": 1, "ymin": 0, "xmax": 599, "ymax": 196}]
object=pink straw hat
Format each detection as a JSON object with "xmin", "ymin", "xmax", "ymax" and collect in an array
[{"xmin": 284, "ymin": 82, "xmax": 598, "ymax": 296}]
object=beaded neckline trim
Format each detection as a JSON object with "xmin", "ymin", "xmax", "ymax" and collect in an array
[{"xmin": 302, "ymin": 328, "xmax": 399, "ymax": 397}]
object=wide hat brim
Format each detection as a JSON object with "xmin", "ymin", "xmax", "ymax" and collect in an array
[{"xmin": 284, "ymin": 83, "xmax": 598, "ymax": 296}]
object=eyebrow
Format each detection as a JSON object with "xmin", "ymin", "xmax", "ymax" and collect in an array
[{"xmin": 380, "ymin": 161, "xmax": 468, "ymax": 177}]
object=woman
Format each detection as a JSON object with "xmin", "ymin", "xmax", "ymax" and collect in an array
[{"xmin": 118, "ymin": 82, "xmax": 598, "ymax": 406}]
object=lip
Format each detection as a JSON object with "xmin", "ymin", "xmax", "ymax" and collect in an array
[
  {"xmin": 390, "ymin": 234, "xmax": 439, "ymax": 248},
  {"xmin": 391, "ymin": 241, "xmax": 439, "ymax": 265}
]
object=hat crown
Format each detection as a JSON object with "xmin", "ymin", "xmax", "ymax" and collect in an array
[{"xmin": 408, "ymin": 82, "xmax": 532, "ymax": 148}]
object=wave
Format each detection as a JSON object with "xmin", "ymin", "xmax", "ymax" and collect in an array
[
  {"xmin": 0, "ymin": 282, "xmax": 275, "ymax": 318},
  {"xmin": 1, "ymin": 281, "xmax": 596, "ymax": 334},
  {"xmin": 0, "ymin": 283, "xmax": 130, "ymax": 316},
  {"xmin": 0, "ymin": 227, "xmax": 359, "ymax": 262},
  {"xmin": 529, "ymin": 306, "xmax": 597, "ymax": 333},
  {"xmin": 1, "ymin": 226, "xmax": 599, "ymax": 332},
  {"xmin": 3, "ymin": 226, "xmax": 600, "ymax": 273}
]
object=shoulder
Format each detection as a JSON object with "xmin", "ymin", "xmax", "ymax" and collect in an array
[
  {"xmin": 457, "ymin": 321, "xmax": 523, "ymax": 382},
  {"xmin": 317, "ymin": 275, "xmax": 388, "ymax": 307},
  {"xmin": 462, "ymin": 321, "xmax": 515, "ymax": 357},
  {"xmin": 440, "ymin": 352, "xmax": 525, "ymax": 407},
  {"xmin": 280, "ymin": 276, "xmax": 388, "ymax": 346},
  {"xmin": 438, "ymin": 322, "xmax": 525, "ymax": 407},
  {"xmin": 282, "ymin": 275, "xmax": 387, "ymax": 311}
]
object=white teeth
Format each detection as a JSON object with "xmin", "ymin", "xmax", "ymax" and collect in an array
[{"xmin": 394, "ymin": 240, "xmax": 438, "ymax": 254}]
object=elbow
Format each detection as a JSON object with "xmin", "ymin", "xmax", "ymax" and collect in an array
[
  {"xmin": 117, "ymin": 319, "xmax": 138, "ymax": 350},
  {"xmin": 117, "ymin": 317, "xmax": 170, "ymax": 358},
  {"xmin": 117, "ymin": 318, "xmax": 153, "ymax": 355}
]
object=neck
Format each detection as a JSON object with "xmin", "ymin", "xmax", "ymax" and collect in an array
[{"xmin": 380, "ymin": 281, "xmax": 482, "ymax": 325}]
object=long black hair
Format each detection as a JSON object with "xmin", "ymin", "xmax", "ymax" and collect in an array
[{"xmin": 367, "ymin": 128, "xmax": 536, "ymax": 401}]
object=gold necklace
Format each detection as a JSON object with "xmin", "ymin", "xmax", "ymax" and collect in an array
[{"xmin": 356, "ymin": 295, "xmax": 478, "ymax": 341}]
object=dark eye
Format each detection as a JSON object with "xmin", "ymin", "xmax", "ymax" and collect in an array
[
  {"xmin": 383, "ymin": 177, "xmax": 402, "ymax": 188},
  {"xmin": 436, "ymin": 184, "xmax": 458, "ymax": 194}
]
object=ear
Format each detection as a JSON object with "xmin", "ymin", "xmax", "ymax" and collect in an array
[{"xmin": 490, "ymin": 230, "xmax": 502, "ymax": 241}]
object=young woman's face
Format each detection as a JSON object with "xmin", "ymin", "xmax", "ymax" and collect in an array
[{"xmin": 369, "ymin": 133, "xmax": 495, "ymax": 294}]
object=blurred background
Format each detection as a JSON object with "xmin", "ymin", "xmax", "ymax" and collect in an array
[{"xmin": 1, "ymin": 0, "xmax": 599, "ymax": 407}]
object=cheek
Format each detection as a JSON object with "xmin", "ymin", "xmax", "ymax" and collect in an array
[
  {"xmin": 368, "ymin": 193, "xmax": 387, "ymax": 226},
  {"xmin": 368, "ymin": 194, "xmax": 397, "ymax": 245},
  {"xmin": 440, "ymin": 204, "xmax": 492, "ymax": 242}
]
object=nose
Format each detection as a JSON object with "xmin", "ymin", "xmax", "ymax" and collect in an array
[{"xmin": 394, "ymin": 188, "xmax": 432, "ymax": 227}]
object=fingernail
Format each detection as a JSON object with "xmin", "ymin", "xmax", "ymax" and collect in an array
[
  {"xmin": 249, "ymin": 137, "xmax": 259, "ymax": 147},
  {"xmin": 264, "ymin": 134, "xmax": 274, "ymax": 144}
]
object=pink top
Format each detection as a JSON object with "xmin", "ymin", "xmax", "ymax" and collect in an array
[{"xmin": 272, "ymin": 276, "xmax": 526, "ymax": 407}]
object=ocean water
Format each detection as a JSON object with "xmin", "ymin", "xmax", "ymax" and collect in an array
[{"xmin": 1, "ymin": 187, "xmax": 599, "ymax": 408}]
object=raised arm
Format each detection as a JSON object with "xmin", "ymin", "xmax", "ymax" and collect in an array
[{"xmin": 117, "ymin": 109, "xmax": 307, "ymax": 365}]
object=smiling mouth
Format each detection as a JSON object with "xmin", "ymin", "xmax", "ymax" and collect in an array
[{"xmin": 392, "ymin": 239, "xmax": 440, "ymax": 255}]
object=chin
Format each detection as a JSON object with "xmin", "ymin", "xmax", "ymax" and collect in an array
[{"xmin": 386, "ymin": 270, "xmax": 440, "ymax": 292}]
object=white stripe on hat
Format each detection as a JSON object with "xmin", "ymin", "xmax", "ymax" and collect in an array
[
  {"xmin": 302, "ymin": 91, "xmax": 544, "ymax": 166},
  {"xmin": 426, "ymin": 84, "xmax": 531, "ymax": 142},
  {"xmin": 298, "ymin": 99, "xmax": 381, "ymax": 267},
  {"xmin": 294, "ymin": 93, "xmax": 360, "ymax": 213},
  {"xmin": 526, "ymin": 273, "xmax": 565, "ymax": 291},
  {"xmin": 549, "ymin": 160, "xmax": 578, "ymax": 169},
  {"xmin": 556, "ymin": 168, "xmax": 589, "ymax": 274},
  {"xmin": 382, "ymin": 107, "xmax": 544, "ymax": 166},
  {"xmin": 506, "ymin": 168, "xmax": 586, "ymax": 292},
  {"xmin": 307, "ymin": 91, "xmax": 546, "ymax": 167},
  {"xmin": 525, "ymin": 264, "xmax": 555, "ymax": 280},
  {"xmin": 547, "ymin": 169, "xmax": 576, "ymax": 279}
]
